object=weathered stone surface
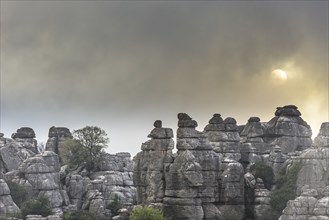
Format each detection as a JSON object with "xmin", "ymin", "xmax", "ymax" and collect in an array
[
  {"xmin": 0, "ymin": 179, "xmax": 20, "ymax": 215},
  {"xmin": 296, "ymin": 148, "xmax": 329, "ymax": 194},
  {"xmin": 275, "ymin": 105, "xmax": 301, "ymax": 117},
  {"xmin": 11, "ymin": 127, "xmax": 36, "ymax": 139},
  {"xmin": 314, "ymin": 123, "xmax": 329, "ymax": 147},
  {"xmin": 204, "ymin": 114, "xmax": 241, "ymax": 162},
  {"xmin": 208, "ymin": 113, "xmax": 223, "ymax": 124},
  {"xmin": 178, "ymin": 113, "xmax": 198, "ymax": 128},
  {"xmin": 254, "ymin": 179, "xmax": 271, "ymax": 220},
  {"xmin": 278, "ymin": 187, "xmax": 321, "ymax": 220},
  {"xmin": 0, "ymin": 141, "xmax": 35, "ymax": 172},
  {"xmin": 100, "ymin": 152, "xmax": 133, "ymax": 172},
  {"xmin": 267, "ymin": 146, "xmax": 289, "ymax": 177},
  {"xmin": 220, "ymin": 161, "xmax": 244, "ymax": 205},
  {"xmin": 153, "ymin": 120, "xmax": 162, "ymax": 128},
  {"xmin": 65, "ymin": 174, "xmax": 90, "ymax": 209},
  {"xmin": 46, "ymin": 127, "xmax": 73, "ymax": 157},
  {"xmin": 134, "ymin": 123, "xmax": 174, "ymax": 204}
]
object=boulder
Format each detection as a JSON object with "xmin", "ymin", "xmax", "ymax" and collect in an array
[{"xmin": 11, "ymin": 127, "xmax": 36, "ymax": 139}]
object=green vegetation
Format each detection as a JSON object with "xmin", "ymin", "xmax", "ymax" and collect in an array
[
  {"xmin": 250, "ymin": 161, "xmax": 274, "ymax": 190},
  {"xmin": 20, "ymin": 194, "xmax": 52, "ymax": 218},
  {"xmin": 270, "ymin": 161, "xmax": 302, "ymax": 213},
  {"xmin": 130, "ymin": 206, "xmax": 167, "ymax": 220},
  {"xmin": 62, "ymin": 126, "xmax": 109, "ymax": 171},
  {"xmin": 108, "ymin": 195, "xmax": 122, "ymax": 217},
  {"xmin": 6, "ymin": 180, "xmax": 28, "ymax": 208}
]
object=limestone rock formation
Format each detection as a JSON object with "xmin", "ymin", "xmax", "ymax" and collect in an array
[
  {"xmin": 0, "ymin": 179, "xmax": 20, "ymax": 215},
  {"xmin": 295, "ymin": 147, "xmax": 329, "ymax": 194},
  {"xmin": 11, "ymin": 127, "xmax": 38, "ymax": 154},
  {"xmin": 219, "ymin": 159, "xmax": 245, "ymax": 219},
  {"xmin": 278, "ymin": 186, "xmax": 321, "ymax": 220},
  {"xmin": 11, "ymin": 127, "xmax": 36, "ymax": 139},
  {"xmin": 6, "ymin": 151, "xmax": 69, "ymax": 213},
  {"xmin": 265, "ymin": 105, "xmax": 312, "ymax": 154},
  {"xmin": 266, "ymin": 146, "xmax": 288, "ymax": 177},
  {"xmin": 0, "ymin": 140, "xmax": 36, "ymax": 172},
  {"xmin": 253, "ymin": 178, "xmax": 271, "ymax": 220},
  {"xmin": 204, "ymin": 114, "xmax": 241, "ymax": 161},
  {"xmin": 0, "ymin": 130, "xmax": 38, "ymax": 173},
  {"xmin": 166, "ymin": 114, "xmax": 223, "ymax": 220},
  {"xmin": 65, "ymin": 152, "xmax": 136, "ymax": 216},
  {"xmin": 133, "ymin": 120, "xmax": 174, "ymax": 204},
  {"xmin": 46, "ymin": 127, "xmax": 73, "ymax": 159},
  {"xmin": 314, "ymin": 122, "xmax": 329, "ymax": 147}
]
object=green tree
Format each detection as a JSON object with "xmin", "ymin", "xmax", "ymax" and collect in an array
[
  {"xmin": 250, "ymin": 161, "xmax": 275, "ymax": 190},
  {"xmin": 20, "ymin": 195, "xmax": 52, "ymax": 218},
  {"xmin": 6, "ymin": 180, "xmax": 28, "ymax": 208},
  {"xmin": 130, "ymin": 206, "xmax": 167, "ymax": 220},
  {"xmin": 108, "ymin": 195, "xmax": 122, "ymax": 217},
  {"xmin": 62, "ymin": 126, "xmax": 109, "ymax": 171},
  {"xmin": 270, "ymin": 161, "xmax": 302, "ymax": 213}
]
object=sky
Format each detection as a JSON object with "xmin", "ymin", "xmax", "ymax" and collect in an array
[{"xmin": 0, "ymin": 1, "xmax": 328, "ymax": 156}]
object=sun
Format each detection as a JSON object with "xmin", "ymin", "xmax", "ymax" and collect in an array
[{"xmin": 271, "ymin": 69, "xmax": 288, "ymax": 81}]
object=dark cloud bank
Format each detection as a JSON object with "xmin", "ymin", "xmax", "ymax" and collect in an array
[{"xmin": 1, "ymin": 1, "xmax": 328, "ymax": 155}]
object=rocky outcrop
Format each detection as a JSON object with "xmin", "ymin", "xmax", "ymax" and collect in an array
[
  {"xmin": 11, "ymin": 127, "xmax": 38, "ymax": 154},
  {"xmin": 314, "ymin": 122, "xmax": 329, "ymax": 147},
  {"xmin": 204, "ymin": 114, "xmax": 241, "ymax": 161},
  {"xmin": 265, "ymin": 105, "xmax": 312, "ymax": 154},
  {"xmin": 296, "ymin": 147, "xmax": 329, "ymax": 194},
  {"xmin": 278, "ymin": 186, "xmax": 322, "ymax": 220},
  {"xmin": 0, "ymin": 179, "xmax": 20, "ymax": 215},
  {"xmin": 65, "ymin": 152, "xmax": 136, "ymax": 216},
  {"xmin": 0, "ymin": 130, "xmax": 38, "ymax": 173},
  {"xmin": 133, "ymin": 120, "xmax": 174, "ymax": 204},
  {"xmin": 240, "ymin": 117, "xmax": 269, "ymax": 167},
  {"xmin": 253, "ymin": 178, "xmax": 271, "ymax": 220},
  {"xmin": 6, "ymin": 151, "xmax": 69, "ymax": 214},
  {"xmin": 0, "ymin": 140, "xmax": 36, "ymax": 173},
  {"xmin": 165, "ymin": 114, "xmax": 223, "ymax": 220},
  {"xmin": 46, "ymin": 127, "xmax": 73, "ymax": 159},
  {"xmin": 266, "ymin": 145, "xmax": 289, "ymax": 177}
]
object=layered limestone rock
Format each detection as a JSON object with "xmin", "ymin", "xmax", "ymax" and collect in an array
[
  {"xmin": 11, "ymin": 127, "xmax": 38, "ymax": 154},
  {"xmin": 65, "ymin": 152, "xmax": 136, "ymax": 216},
  {"xmin": 133, "ymin": 120, "xmax": 174, "ymax": 204},
  {"xmin": 1, "ymin": 128, "xmax": 38, "ymax": 173},
  {"xmin": 266, "ymin": 146, "xmax": 288, "ymax": 177},
  {"xmin": 90, "ymin": 154, "xmax": 136, "ymax": 209},
  {"xmin": 314, "ymin": 122, "xmax": 329, "ymax": 147},
  {"xmin": 0, "ymin": 179, "xmax": 20, "ymax": 215},
  {"xmin": 164, "ymin": 150, "xmax": 205, "ymax": 220},
  {"xmin": 164, "ymin": 113, "xmax": 222, "ymax": 220},
  {"xmin": 296, "ymin": 147, "xmax": 329, "ymax": 194},
  {"xmin": 253, "ymin": 178, "xmax": 271, "ymax": 220},
  {"xmin": 204, "ymin": 114, "xmax": 241, "ymax": 161},
  {"xmin": 265, "ymin": 105, "xmax": 312, "ymax": 154},
  {"xmin": 240, "ymin": 117, "xmax": 269, "ymax": 167},
  {"xmin": 278, "ymin": 186, "xmax": 321, "ymax": 220},
  {"xmin": 46, "ymin": 127, "xmax": 73, "ymax": 159},
  {"xmin": 0, "ymin": 139, "xmax": 36, "ymax": 173},
  {"xmin": 218, "ymin": 159, "xmax": 245, "ymax": 219},
  {"xmin": 65, "ymin": 174, "xmax": 91, "ymax": 209},
  {"xmin": 7, "ymin": 151, "xmax": 69, "ymax": 213}
]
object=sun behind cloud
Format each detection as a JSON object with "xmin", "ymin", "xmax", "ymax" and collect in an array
[{"xmin": 271, "ymin": 69, "xmax": 288, "ymax": 81}]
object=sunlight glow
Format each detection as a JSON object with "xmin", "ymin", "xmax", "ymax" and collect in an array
[{"xmin": 271, "ymin": 69, "xmax": 288, "ymax": 81}]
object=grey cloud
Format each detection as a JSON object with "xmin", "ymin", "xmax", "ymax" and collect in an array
[{"xmin": 1, "ymin": 1, "xmax": 328, "ymax": 155}]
